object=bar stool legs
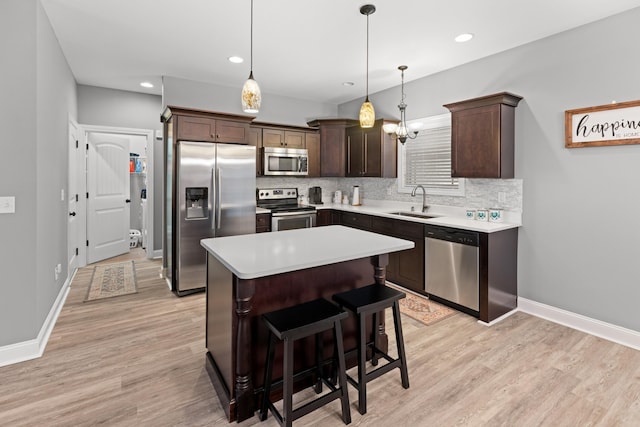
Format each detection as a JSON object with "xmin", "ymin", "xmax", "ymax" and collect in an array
[
  {"xmin": 332, "ymin": 284, "xmax": 410, "ymax": 415},
  {"xmin": 260, "ymin": 298, "xmax": 351, "ymax": 427}
]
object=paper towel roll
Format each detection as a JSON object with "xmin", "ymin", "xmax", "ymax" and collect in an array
[{"xmin": 352, "ymin": 186, "xmax": 361, "ymax": 206}]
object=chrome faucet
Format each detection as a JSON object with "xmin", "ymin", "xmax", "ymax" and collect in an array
[{"xmin": 411, "ymin": 185, "xmax": 428, "ymax": 212}]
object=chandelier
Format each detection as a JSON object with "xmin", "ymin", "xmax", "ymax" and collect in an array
[{"xmin": 384, "ymin": 65, "xmax": 418, "ymax": 144}]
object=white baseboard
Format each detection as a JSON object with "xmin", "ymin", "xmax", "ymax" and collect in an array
[
  {"xmin": 152, "ymin": 249, "xmax": 162, "ymax": 259},
  {"xmin": 518, "ymin": 297, "xmax": 640, "ymax": 351},
  {"xmin": 0, "ymin": 272, "xmax": 73, "ymax": 367}
]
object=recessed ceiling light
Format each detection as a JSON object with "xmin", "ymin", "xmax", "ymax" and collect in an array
[
  {"xmin": 228, "ymin": 56, "xmax": 244, "ymax": 64},
  {"xmin": 140, "ymin": 82, "xmax": 154, "ymax": 88},
  {"xmin": 455, "ymin": 33, "xmax": 474, "ymax": 43},
  {"xmin": 342, "ymin": 81, "xmax": 355, "ymax": 86}
]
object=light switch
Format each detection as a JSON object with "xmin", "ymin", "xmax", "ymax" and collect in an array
[
  {"xmin": 0, "ymin": 196, "xmax": 16, "ymax": 214},
  {"xmin": 61, "ymin": 189, "xmax": 65, "ymax": 201}
]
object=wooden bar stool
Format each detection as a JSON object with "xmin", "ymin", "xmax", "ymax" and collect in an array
[
  {"xmin": 332, "ymin": 284, "xmax": 410, "ymax": 415},
  {"xmin": 260, "ymin": 298, "xmax": 351, "ymax": 427}
]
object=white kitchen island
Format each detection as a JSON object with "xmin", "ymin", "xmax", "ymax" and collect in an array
[{"xmin": 200, "ymin": 225, "xmax": 413, "ymax": 423}]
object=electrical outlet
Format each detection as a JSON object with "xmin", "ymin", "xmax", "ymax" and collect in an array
[
  {"xmin": 0, "ymin": 196, "xmax": 15, "ymax": 214},
  {"xmin": 498, "ymin": 192, "xmax": 506, "ymax": 204}
]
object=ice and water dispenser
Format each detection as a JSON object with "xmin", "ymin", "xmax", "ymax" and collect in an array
[{"xmin": 186, "ymin": 187, "xmax": 208, "ymax": 219}]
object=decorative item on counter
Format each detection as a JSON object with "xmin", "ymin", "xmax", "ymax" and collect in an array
[
  {"xmin": 465, "ymin": 209, "xmax": 476, "ymax": 220},
  {"xmin": 476, "ymin": 209, "xmax": 488, "ymax": 221},
  {"xmin": 342, "ymin": 195, "xmax": 349, "ymax": 204},
  {"xmin": 489, "ymin": 208, "xmax": 503, "ymax": 222},
  {"xmin": 352, "ymin": 185, "xmax": 361, "ymax": 206},
  {"xmin": 334, "ymin": 190, "xmax": 342, "ymax": 204}
]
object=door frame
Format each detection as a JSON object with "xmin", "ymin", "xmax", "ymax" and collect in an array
[
  {"xmin": 75, "ymin": 124, "xmax": 155, "ymax": 267},
  {"xmin": 67, "ymin": 117, "xmax": 82, "ymax": 276}
]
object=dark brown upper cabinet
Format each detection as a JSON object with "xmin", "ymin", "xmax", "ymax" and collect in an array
[
  {"xmin": 307, "ymin": 119, "xmax": 354, "ymax": 177},
  {"xmin": 345, "ymin": 119, "xmax": 397, "ymax": 178},
  {"xmin": 444, "ymin": 92, "xmax": 522, "ymax": 179},
  {"xmin": 161, "ymin": 106, "xmax": 254, "ymax": 145}
]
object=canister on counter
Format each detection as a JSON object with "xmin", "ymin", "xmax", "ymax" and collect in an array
[
  {"xmin": 476, "ymin": 209, "xmax": 488, "ymax": 221},
  {"xmin": 489, "ymin": 208, "xmax": 503, "ymax": 222},
  {"xmin": 465, "ymin": 209, "xmax": 476, "ymax": 220}
]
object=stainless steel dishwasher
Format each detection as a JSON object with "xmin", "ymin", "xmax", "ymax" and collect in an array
[{"xmin": 425, "ymin": 225, "xmax": 479, "ymax": 312}]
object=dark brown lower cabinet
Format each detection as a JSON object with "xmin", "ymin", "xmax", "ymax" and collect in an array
[
  {"xmin": 334, "ymin": 212, "xmax": 424, "ymax": 294},
  {"xmin": 317, "ymin": 209, "xmax": 518, "ymax": 322},
  {"xmin": 256, "ymin": 213, "xmax": 271, "ymax": 233},
  {"xmin": 370, "ymin": 216, "xmax": 424, "ymax": 294}
]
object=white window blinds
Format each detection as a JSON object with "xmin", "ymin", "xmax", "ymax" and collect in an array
[{"xmin": 398, "ymin": 113, "xmax": 463, "ymax": 195}]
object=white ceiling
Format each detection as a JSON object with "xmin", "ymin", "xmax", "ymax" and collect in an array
[{"xmin": 40, "ymin": 0, "xmax": 640, "ymax": 105}]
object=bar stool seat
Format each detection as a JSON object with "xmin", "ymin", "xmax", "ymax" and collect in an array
[
  {"xmin": 260, "ymin": 298, "xmax": 351, "ymax": 427},
  {"xmin": 332, "ymin": 284, "xmax": 410, "ymax": 415}
]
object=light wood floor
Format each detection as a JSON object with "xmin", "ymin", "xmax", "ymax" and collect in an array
[{"xmin": 2, "ymin": 251, "xmax": 640, "ymax": 426}]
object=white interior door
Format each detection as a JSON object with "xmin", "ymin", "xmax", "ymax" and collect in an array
[
  {"xmin": 87, "ymin": 132, "xmax": 130, "ymax": 264},
  {"xmin": 67, "ymin": 121, "xmax": 80, "ymax": 275}
]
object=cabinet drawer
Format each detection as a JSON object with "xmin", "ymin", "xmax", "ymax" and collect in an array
[
  {"xmin": 340, "ymin": 212, "xmax": 372, "ymax": 230},
  {"xmin": 371, "ymin": 216, "xmax": 423, "ymax": 238}
]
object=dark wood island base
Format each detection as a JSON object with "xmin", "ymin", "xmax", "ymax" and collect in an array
[{"xmin": 205, "ymin": 252, "xmax": 391, "ymax": 423}]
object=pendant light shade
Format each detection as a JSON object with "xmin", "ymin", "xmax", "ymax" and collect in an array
[
  {"xmin": 359, "ymin": 99, "xmax": 375, "ymax": 128},
  {"xmin": 242, "ymin": 72, "xmax": 261, "ymax": 114},
  {"xmin": 241, "ymin": 0, "xmax": 261, "ymax": 114},
  {"xmin": 359, "ymin": 4, "xmax": 376, "ymax": 128}
]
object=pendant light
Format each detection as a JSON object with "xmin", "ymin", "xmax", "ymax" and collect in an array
[
  {"xmin": 395, "ymin": 65, "xmax": 418, "ymax": 144},
  {"xmin": 359, "ymin": 4, "xmax": 376, "ymax": 128},
  {"xmin": 241, "ymin": 0, "xmax": 261, "ymax": 114}
]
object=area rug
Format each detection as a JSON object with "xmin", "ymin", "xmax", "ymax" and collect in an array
[
  {"xmin": 84, "ymin": 260, "xmax": 137, "ymax": 302},
  {"xmin": 386, "ymin": 283, "xmax": 457, "ymax": 326}
]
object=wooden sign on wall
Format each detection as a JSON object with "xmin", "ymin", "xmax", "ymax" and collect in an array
[{"xmin": 565, "ymin": 99, "xmax": 640, "ymax": 148}]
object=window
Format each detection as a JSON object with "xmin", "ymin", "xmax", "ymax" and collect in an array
[{"xmin": 397, "ymin": 113, "xmax": 464, "ymax": 196}]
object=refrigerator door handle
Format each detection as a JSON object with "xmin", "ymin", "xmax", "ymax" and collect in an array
[{"xmin": 215, "ymin": 167, "xmax": 222, "ymax": 230}]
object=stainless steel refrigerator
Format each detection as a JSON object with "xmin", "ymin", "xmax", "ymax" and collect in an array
[{"xmin": 173, "ymin": 141, "xmax": 256, "ymax": 295}]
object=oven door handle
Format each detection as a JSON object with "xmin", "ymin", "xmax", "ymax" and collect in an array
[{"xmin": 271, "ymin": 211, "xmax": 315, "ymax": 217}]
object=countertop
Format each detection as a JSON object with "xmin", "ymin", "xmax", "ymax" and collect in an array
[
  {"xmin": 310, "ymin": 201, "xmax": 521, "ymax": 233},
  {"xmin": 201, "ymin": 225, "xmax": 414, "ymax": 279}
]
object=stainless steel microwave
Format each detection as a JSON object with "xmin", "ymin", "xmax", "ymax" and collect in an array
[{"xmin": 263, "ymin": 147, "xmax": 308, "ymax": 176}]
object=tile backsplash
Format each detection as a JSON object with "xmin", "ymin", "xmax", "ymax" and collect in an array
[{"xmin": 256, "ymin": 177, "xmax": 522, "ymax": 213}]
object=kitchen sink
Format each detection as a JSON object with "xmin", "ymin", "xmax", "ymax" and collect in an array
[{"xmin": 387, "ymin": 211, "xmax": 436, "ymax": 219}]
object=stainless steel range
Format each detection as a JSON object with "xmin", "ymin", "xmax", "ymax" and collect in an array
[{"xmin": 256, "ymin": 187, "xmax": 316, "ymax": 231}]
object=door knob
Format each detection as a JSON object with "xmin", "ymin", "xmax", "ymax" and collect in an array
[
  {"xmin": 125, "ymin": 199, "xmax": 131, "ymax": 203},
  {"xmin": 69, "ymin": 211, "xmax": 76, "ymax": 216}
]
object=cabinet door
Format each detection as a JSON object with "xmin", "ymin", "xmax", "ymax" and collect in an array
[
  {"xmin": 346, "ymin": 127, "xmax": 364, "ymax": 177},
  {"xmin": 215, "ymin": 120, "xmax": 250, "ymax": 144},
  {"xmin": 320, "ymin": 127, "xmax": 346, "ymax": 177},
  {"xmin": 262, "ymin": 129, "xmax": 284, "ymax": 147},
  {"xmin": 363, "ymin": 129, "xmax": 382, "ymax": 177},
  {"xmin": 451, "ymin": 104, "xmax": 502, "ymax": 178},
  {"xmin": 316, "ymin": 210, "xmax": 332, "ymax": 226},
  {"xmin": 306, "ymin": 132, "xmax": 321, "ymax": 177},
  {"xmin": 395, "ymin": 237, "xmax": 424, "ymax": 294},
  {"xmin": 248, "ymin": 126, "xmax": 262, "ymax": 176},
  {"xmin": 284, "ymin": 131, "xmax": 305, "ymax": 148},
  {"xmin": 176, "ymin": 115, "xmax": 216, "ymax": 142},
  {"xmin": 256, "ymin": 213, "xmax": 271, "ymax": 233}
]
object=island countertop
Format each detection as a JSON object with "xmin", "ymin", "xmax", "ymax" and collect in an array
[{"xmin": 201, "ymin": 225, "xmax": 414, "ymax": 280}]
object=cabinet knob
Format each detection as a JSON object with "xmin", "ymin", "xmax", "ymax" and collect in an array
[{"xmin": 69, "ymin": 211, "xmax": 76, "ymax": 217}]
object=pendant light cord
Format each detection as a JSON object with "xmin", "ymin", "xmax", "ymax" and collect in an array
[
  {"xmin": 250, "ymin": 0, "xmax": 254, "ymax": 77},
  {"xmin": 365, "ymin": 12, "xmax": 369, "ymax": 101}
]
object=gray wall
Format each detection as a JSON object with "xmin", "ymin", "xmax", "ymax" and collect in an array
[
  {"xmin": 162, "ymin": 76, "xmax": 338, "ymax": 127},
  {"xmin": 0, "ymin": 0, "xmax": 77, "ymax": 346},
  {"xmin": 340, "ymin": 8, "xmax": 640, "ymax": 332},
  {"xmin": 77, "ymin": 85, "xmax": 164, "ymax": 253}
]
